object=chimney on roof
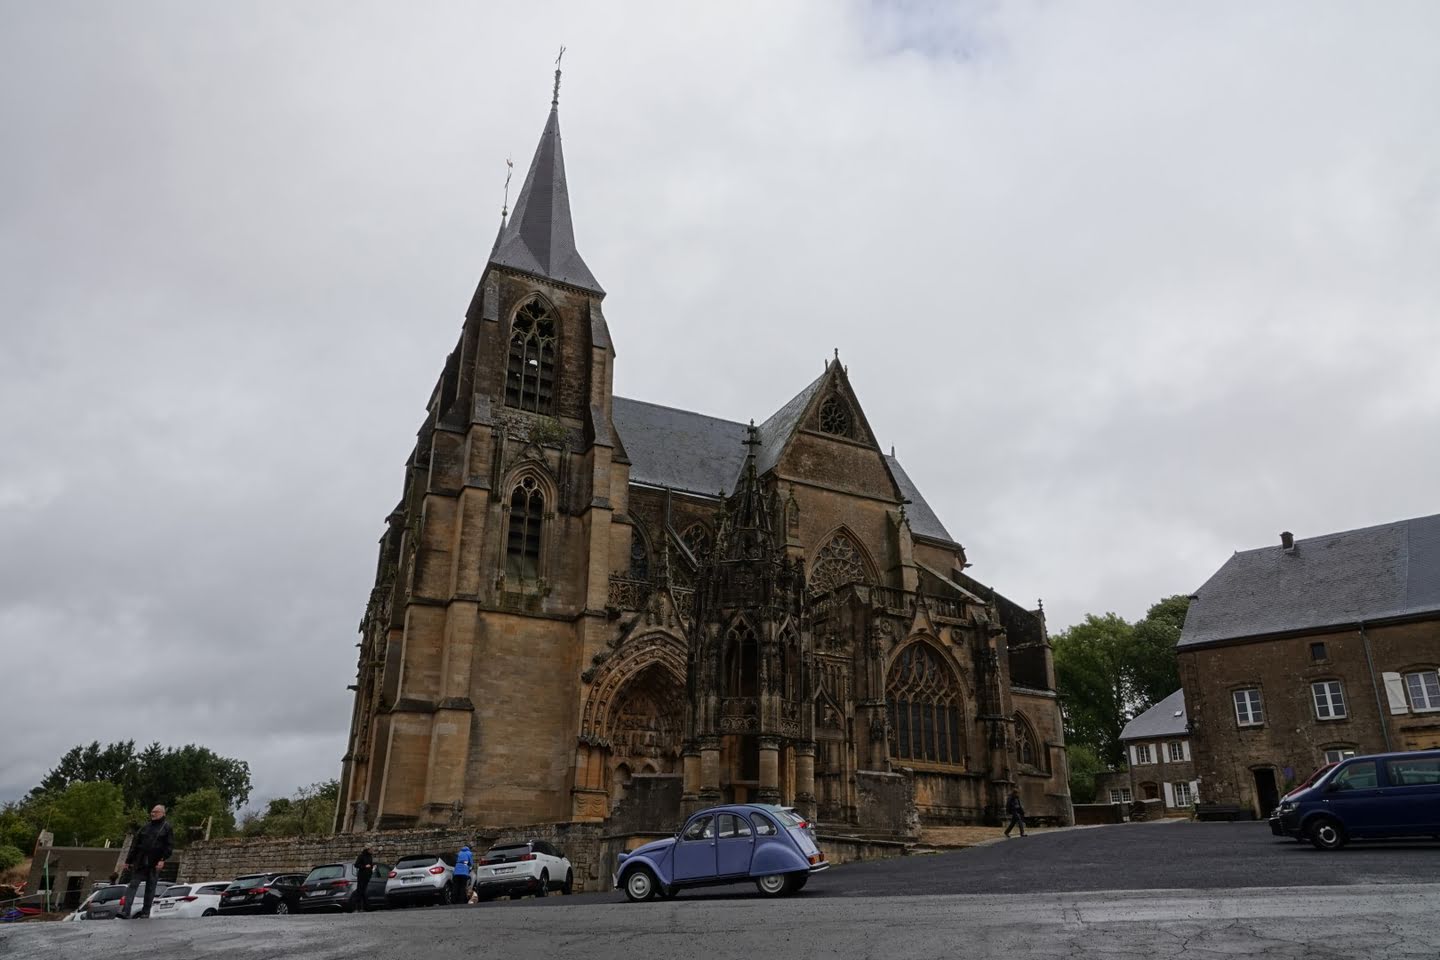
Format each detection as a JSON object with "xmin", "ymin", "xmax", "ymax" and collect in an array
[{"xmin": 1280, "ymin": 531, "xmax": 1295, "ymax": 551}]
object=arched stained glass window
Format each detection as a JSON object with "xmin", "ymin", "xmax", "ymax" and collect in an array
[
  {"xmin": 506, "ymin": 476, "xmax": 544, "ymax": 581},
  {"xmin": 723, "ymin": 620, "xmax": 759, "ymax": 698},
  {"xmin": 809, "ymin": 533, "xmax": 869, "ymax": 596},
  {"xmin": 887, "ymin": 643, "xmax": 963, "ymax": 766},
  {"xmin": 1015, "ymin": 714, "xmax": 1041, "ymax": 769},
  {"xmin": 629, "ymin": 528, "xmax": 650, "ymax": 581},
  {"xmin": 505, "ymin": 299, "xmax": 557, "ymax": 413}
]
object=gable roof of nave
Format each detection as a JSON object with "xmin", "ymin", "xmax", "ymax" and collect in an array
[{"xmin": 611, "ymin": 376, "xmax": 957, "ymax": 546}]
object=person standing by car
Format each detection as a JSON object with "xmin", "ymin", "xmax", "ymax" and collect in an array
[
  {"xmin": 354, "ymin": 848, "xmax": 375, "ymax": 912},
  {"xmin": 120, "ymin": 805, "xmax": 174, "ymax": 918},
  {"xmin": 1004, "ymin": 789, "xmax": 1027, "ymax": 838},
  {"xmin": 453, "ymin": 845, "xmax": 473, "ymax": 905}
]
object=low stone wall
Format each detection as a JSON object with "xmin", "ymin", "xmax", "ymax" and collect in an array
[
  {"xmin": 181, "ymin": 818, "xmax": 914, "ymax": 894},
  {"xmin": 1071, "ymin": 803, "xmax": 1125, "ymax": 825},
  {"xmin": 181, "ymin": 822, "xmax": 613, "ymax": 893},
  {"xmin": 817, "ymin": 834, "xmax": 908, "ymax": 865}
]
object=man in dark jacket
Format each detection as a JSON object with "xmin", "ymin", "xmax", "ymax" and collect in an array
[
  {"xmin": 120, "ymin": 805, "xmax": 174, "ymax": 918},
  {"xmin": 354, "ymin": 848, "xmax": 375, "ymax": 912},
  {"xmin": 1004, "ymin": 789, "xmax": 1027, "ymax": 838}
]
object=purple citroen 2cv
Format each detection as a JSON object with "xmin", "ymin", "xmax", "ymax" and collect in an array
[{"xmin": 614, "ymin": 804, "xmax": 828, "ymax": 902}]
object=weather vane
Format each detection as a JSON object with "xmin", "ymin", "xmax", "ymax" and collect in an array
[{"xmin": 552, "ymin": 45, "xmax": 566, "ymax": 106}]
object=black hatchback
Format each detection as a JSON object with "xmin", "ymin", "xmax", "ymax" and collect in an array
[
  {"xmin": 296, "ymin": 862, "xmax": 389, "ymax": 913},
  {"xmin": 218, "ymin": 873, "xmax": 307, "ymax": 915}
]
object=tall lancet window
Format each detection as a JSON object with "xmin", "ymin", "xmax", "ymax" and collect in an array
[
  {"xmin": 505, "ymin": 298, "xmax": 557, "ymax": 413},
  {"xmin": 724, "ymin": 621, "xmax": 759, "ymax": 698},
  {"xmin": 506, "ymin": 476, "xmax": 545, "ymax": 581}
]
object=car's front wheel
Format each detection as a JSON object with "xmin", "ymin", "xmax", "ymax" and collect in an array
[
  {"xmin": 1309, "ymin": 816, "xmax": 1348, "ymax": 851},
  {"xmin": 623, "ymin": 867, "xmax": 657, "ymax": 903},
  {"xmin": 754, "ymin": 874, "xmax": 788, "ymax": 897},
  {"xmin": 202, "ymin": 908, "xmax": 217, "ymax": 917}
]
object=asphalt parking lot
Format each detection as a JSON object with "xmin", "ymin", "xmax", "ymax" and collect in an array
[
  {"xmin": 500, "ymin": 819, "xmax": 1440, "ymax": 904},
  {"xmin": 6, "ymin": 822, "xmax": 1440, "ymax": 959}
]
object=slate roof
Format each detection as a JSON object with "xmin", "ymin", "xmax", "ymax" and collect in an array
[
  {"xmin": 754, "ymin": 373, "xmax": 826, "ymax": 477},
  {"xmin": 887, "ymin": 456, "xmax": 954, "ymax": 543},
  {"xmin": 1179, "ymin": 513, "xmax": 1440, "ymax": 649},
  {"xmin": 611, "ymin": 397, "xmax": 748, "ymax": 498},
  {"xmin": 610, "ymin": 393, "xmax": 956, "ymax": 544},
  {"xmin": 489, "ymin": 105, "xmax": 603, "ymax": 295},
  {"xmin": 1120, "ymin": 689, "xmax": 1188, "ymax": 741}
]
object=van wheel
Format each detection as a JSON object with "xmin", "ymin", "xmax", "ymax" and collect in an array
[
  {"xmin": 1309, "ymin": 817, "xmax": 1347, "ymax": 851},
  {"xmin": 623, "ymin": 867, "xmax": 657, "ymax": 903}
]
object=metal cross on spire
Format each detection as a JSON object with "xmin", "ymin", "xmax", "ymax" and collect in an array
[
  {"xmin": 552, "ymin": 45, "xmax": 566, "ymax": 106},
  {"xmin": 501, "ymin": 155, "xmax": 513, "ymax": 223}
]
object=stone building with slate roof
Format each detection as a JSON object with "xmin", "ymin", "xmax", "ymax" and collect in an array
[
  {"xmin": 1178, "ymin": 513, "xmax": 1440, "ymax": 818},
  {"xmin": 1092, "ymin": 690, "xmax": 1198, "ymax": 812},
  {"xmin": 335, "ymin": 82, "xmax": 1071, "ymax": 835}
]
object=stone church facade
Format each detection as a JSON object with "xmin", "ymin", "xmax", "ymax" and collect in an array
[{"xmin": 336, "ymin": 88, "xmax": 1072, "ymax": 836}]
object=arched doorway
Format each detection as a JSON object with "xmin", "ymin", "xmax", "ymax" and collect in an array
[{"xmin": 605, "ymin": 663, "xmax": 684, "ymax": 812}]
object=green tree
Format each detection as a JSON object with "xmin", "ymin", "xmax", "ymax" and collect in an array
[
  {"xmin": 1127, "ymin": 595, "xmax": 1191, "ymax": 710},
  {"xmin": 170, "ymin": 788, "xmax": 236, "ymax": 845},
  {"xmin": 1066, "ymin": 743, "xmax": 1104, "ymax": 804},
  {"xmin": 36, "ymin": 741, "xmax": 252, "ymax": 812},
  {"xmin": 240, "ymin": 780, "xmax": 339, "ymax": 838},
  {"xmin": 0, "ymin": 844, "xmax": 24, "ymax": 873},
  {"xmin": 1053, "ymin": 613, "xmax": 1133, "ymax": 767},
  {"xmin": 32, "ymin": 782, "xmax": 127, "ymax": 847},
  {"xmin": 0, "ymin": 802, "xmax": 40, "ymax": 853}
]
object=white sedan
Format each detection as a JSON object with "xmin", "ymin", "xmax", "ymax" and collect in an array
[{"xmin": 152, "ymin": 881, "xmax": 232, "ymax": 918}]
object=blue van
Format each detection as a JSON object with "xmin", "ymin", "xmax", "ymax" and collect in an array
[{"xmin": 1270, "ymin": 750, "xmax": 1440, "ymax": 850}]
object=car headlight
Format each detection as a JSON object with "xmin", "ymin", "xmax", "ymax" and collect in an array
[{"xmin": 1277, "ymin": 801, "xmax": 1297, "ymax": 814}]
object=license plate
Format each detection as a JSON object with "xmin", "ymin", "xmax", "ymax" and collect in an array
[
  {"xmin": 495, "ymin": 866, "xmax": 514, "ymax": 873},
  {"xmin": 403, "ymin": 877, "xmax": 420, "ymax": 883}
]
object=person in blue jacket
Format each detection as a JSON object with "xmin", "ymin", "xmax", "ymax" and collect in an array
[{"xmin": 453, "ymin": 845, "xmax": 473, "ymax": 904}]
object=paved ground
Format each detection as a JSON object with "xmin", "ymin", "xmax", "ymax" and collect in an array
[
  {"xmin": 7, "ymin": 884, "xmax": 1438, "ymax": 959},
  {"xmin": 505, "ymin": 819, "xmax": 1440, "ymax": 904},
  {"xmin": 5, "ymin": 821, "xmax": 1439, "ymax": 958}
]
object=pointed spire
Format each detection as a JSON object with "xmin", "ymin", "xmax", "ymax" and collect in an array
[{"xmin": 488, "ymin": 59, "xmax": 602, "ymax": 295}]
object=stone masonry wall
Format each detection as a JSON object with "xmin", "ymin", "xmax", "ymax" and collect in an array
[{"xmin": 181, "ymin": 822, "xmax": 613, "ymax": 893}]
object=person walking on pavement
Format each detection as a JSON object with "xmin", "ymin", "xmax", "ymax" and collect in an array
[
  {"xmin": 119, "ymin": 805, "xmax": 173, "ymax": 918},
  {"xmin": 354, "ymin": 848, "xmax": 375, "ymax": 912},
  {"xmin": 453, "ymin": 845, "xmax": 473, "ymax": 905},
  {"xmin": 1004, "ymin": 789, "xmax": 1027, "ymax": 838}
]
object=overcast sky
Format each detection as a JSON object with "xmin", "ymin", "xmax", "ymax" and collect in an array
[{"xmin": 3, "ymin": 1, "xmax": 1438, "ymax": 808}]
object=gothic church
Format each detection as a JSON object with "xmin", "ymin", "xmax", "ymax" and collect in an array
[{"xmin": 337, "ymin": 83, "xmax": 1072, "ymax": 835}]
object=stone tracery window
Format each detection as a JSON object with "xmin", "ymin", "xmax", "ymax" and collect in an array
[
  {"xmin": 809, "ymin": 533, "xmax": 869, "ymax": 596},
  {"xmin": 629, "ymin": 527, "xmax": 650, "ymax": 581},
  {"xmin": 505, "ymin": 298, "xmax": 557, "ymax": 413},
  {"xmin": 1015, "ymin": 713, "xmax": 1041, "ymax": 769},
  {"xmin": 818, "ymin": 395, "xmax": 852, "ymax": 437},
  {"xmin": 505, "ymin": 475, "xmax": 544, "ymax": 581},
  {"xmin": 887, "ymin": 642, "xmax": 963, "ymax": 765},
  {"xmin": 681, "ymin": 523, "xmax": 712, "ymax": 566},
  {"xmin": 723, "ymin": 620, "xmax": 759, "ymax": 698}
]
